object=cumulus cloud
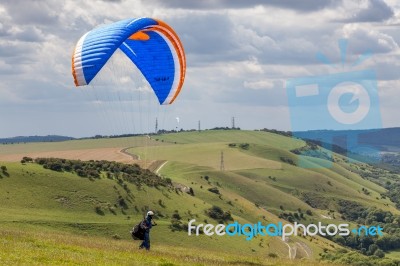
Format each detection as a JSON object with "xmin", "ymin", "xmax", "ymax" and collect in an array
[
  {"xmin": 1, "ymin": 0, "xmax": 61, "ymax": 25},
  {"xmin": 244, "ymin": 79, "xmax": 283, "ymax": 90},
  {"xmin": 341, "ymin": 0, "xmax": 394, "ymax": 23},
  {"xmin": 144, "ymin": 0, "xmax": 341, "ymax": 12},
  {"xmin": 342, "ymin": 24, "xmax": 399, "ymax": 54},
  {"xmin": 170, "ymin": 13, "xmax": 239, "ymax": 59},
  {"xmin": 0, "ymin": 0, "xmax": 399, "ymax": 137}
]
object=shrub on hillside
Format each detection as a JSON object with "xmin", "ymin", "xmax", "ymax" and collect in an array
[
  {"xmin": 21, "ymin": 156, "xmax": 33, "ymax": 164},
  {"xmin": 170, "ymin": 219, "xmax": 187, "ymax": 232},
  {"xmin": 279, "ymin": 156, "xmax": 296, "ymax": 166},
  {"xmin": 239, "ymin": 143, "xmax": 249, "ymax": 150},
  {"xmin": 188, "ymin": 187, "xmax": 195, "ymax": 196},
  {"xmin": 34, "ymin": 157, "xmax": 172, "ymax": 188},
  {"xmin": 208, "ymin": 187, "xmax": 220, "ymax": 194},
  {"xmin": 169, "ymin": 210, "xmax": 187, "ymax": 232},
  {"xmin": 1, "ymin": 166, "xmax": 9, "ymax": 177},
  {"xmin": 94, "ymin": 204, "xmax": 104, "ymax": 215},
  {"xmin": 206, "ymin": 205, "xmax": 233, "ymax": 223},
  {"xmin": 1, "ymin": 166, "xmax": 7, "ymax": 172},
  {"xmin": 172, "ymin": 210, "xmax": 181, "ymax": 220}
]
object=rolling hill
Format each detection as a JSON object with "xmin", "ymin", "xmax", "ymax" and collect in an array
[
  {"xmin": 295, "ymin": 127, "xmax": 400, "ymax": 152},
  {"xmin": 1, "ymin": 129, "xmax": 400, "ymax": 265},
  {"xmin": 0, "ymin": 135, "xmax": 75, "ymax": 144}
]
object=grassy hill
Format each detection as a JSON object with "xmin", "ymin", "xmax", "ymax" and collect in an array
[
  {"xmin": 295, "ymin": 127, "xmax": 400, "ymax": 152},
  {"xmin": 1, "ymin": 129, "xmax": 400, "ymax": 265},
  {"xmin": 0, "ymin": 135, "xmax": 75, "ymax": 144},
  {"xmin": 0, "ymin": 160, "xmax": 332, "ymax": 261},
  {"xmin": 1, "ymin": 226, "xmax": 337, "ymax": 266},
  {"xmin": 130, "ymin": 131, "xmax": 396, "ymax": 213}
]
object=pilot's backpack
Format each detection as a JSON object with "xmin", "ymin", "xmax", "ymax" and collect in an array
[{"xmin": 130, "ymin": 219, "xmax": 145, "ymax": 240}]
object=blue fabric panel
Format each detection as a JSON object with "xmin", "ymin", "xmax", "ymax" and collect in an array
[
  {"xmin": 80, "ymin": 18, "xmax": 158, "ymax": 84},
  {"xmin": 120, "ymin": 31, "xmax": 175, "ymax": 104}
]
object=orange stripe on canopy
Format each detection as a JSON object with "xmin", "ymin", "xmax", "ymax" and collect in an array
[
  {"xmin": 152, "ymin": 19, "xmax": 186, "ymax": 104},
  {"xmin": 71, "ymin": 45, "xmax": 78, "ymax": 87},
  {"xmin": 129, "ymin": 31, "xmax": 150, "ymax": 41}
]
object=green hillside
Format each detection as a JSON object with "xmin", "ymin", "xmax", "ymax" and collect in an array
[
  {"xmin": 130, "ymin": 131, "xmax": 396, "ymax": 213},
  {"xmin": 1, "ymin": 226, "xmax": 337, "ymax": 266},
  {"xmin": 1, "ymin": 130, "xmax": 400, "ymax": 265}
]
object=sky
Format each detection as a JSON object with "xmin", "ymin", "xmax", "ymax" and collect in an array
[{"xmin": 0, "ymin": 0, "xmax": 399, "ymax": 138}]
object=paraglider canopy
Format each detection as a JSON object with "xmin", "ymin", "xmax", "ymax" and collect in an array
[{"xmin": 72, "ymin": 17, "xmax": 186, "ymax": 105}]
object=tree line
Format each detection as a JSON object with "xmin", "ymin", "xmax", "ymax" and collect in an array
[{"xmin": 28, "ymin": 157, "xmax": 172, "ymax": 188}]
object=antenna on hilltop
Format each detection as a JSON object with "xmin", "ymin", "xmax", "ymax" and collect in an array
[
  {"xmin": 232, "ymin": 117, "xmax": 235, "ymax": 129},
  {"xmin": 198, "ymin": 120, "xmax": 201, "ymax": 132},
  {"xmin": 155, "ymin": 117, "xmax": 158, "ymax": 134}
]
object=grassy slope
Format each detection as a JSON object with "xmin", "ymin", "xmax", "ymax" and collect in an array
[
  {"xmin": 0, "ymin": 227, "xmax": 338, "ymax": 266},
  {"xmin": 132, "ymin": 131, "xmax": 395, "ymax": 213},
  {"xmin": 1, "ymin": 162, "xmax": 327, "ymax": 263},
  {"xmin": 0, "ymin": 162, "xmax": 271, "ymax": 256},
  {"xmin": 0, "ymin": 129, "xmax": 397, "ymax": 264},
  {"xmin": 155, "ymin": 130, "xmax": 304, "ymax": 149}
]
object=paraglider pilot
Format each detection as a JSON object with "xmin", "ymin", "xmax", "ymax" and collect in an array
[{"xmin": 139, "ymin": 211, "xmax": 157, "ymax": 250}]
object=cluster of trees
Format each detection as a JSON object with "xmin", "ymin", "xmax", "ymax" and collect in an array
[
  {"xmin": 353, "ymin": 164, "xmax": 391, "ymax": 182},
  {"xmin": 276, "ymin": 197, "xmax": 400, "ymax": 261},
  {"xmin": 337, "ymin": 200, "xmax": 369, "ymax": 222},
  {"xmin": 384, "ymin": 182, "xmax": 400, "ymax": 209},
  {"xmin": 345, "ymin": 162, "xmax": 400, "ymax": 210},
  {"xmin": 169, "ymin": 210, "xmax": 191, "ymax": 232},
  {"xmin": 381, "ymin": 153, "xmax": 400, "ymax": 171},
  {"xmin": 0, "ymin": 165, "xmax": 9, "ymax": 178},
  {"xmin": 21, "ymin": 156, "xmax": 33, "ymax": 164},
  {"xmin": 208, "ymin": 187, "xmax": 220, "ymax": 195},
  {"xmin": 205, "ymin": 205, "xmax": 233, "ymax": 224},
  {"xmin": 337, "ymin": 200, "xmax": 400, "ymax": 233},
  {"xmin": 228, "ymin": 143, "xmax": 250, "ymax": 150},
  {"xmin": 278, "ymin": 208, "xmax": 312, "ymax": 223},
  {"xmin": 32, "ymin": 157, "xmax": 172, "ymax": 187},
  {"xmin": 279, "ymin": 156, "xmax": 296, "ymax": 166},
  {"xmin": 300, "ymin": 192, "xmax": 332, "ymax": 210},
  {"xmin": 86, "ymin": 127, "xmax": 241, "ymax": 140},
  {"xmin": 290, "ymin": 142, "xmax": 332, "ymax": 161},
  {"xmin": 211, "ymin": 127, "xmax": 240, "ymax": 131},
  {"xmin": 258, "ymin": 128, "xmax": 292, "ymax": 137},
  {"xmin": 321, "ymin": 248, "xmax": 399, "ymax": 266},
  {"xmin": 328, "ymin": 200, "xmax": 400, "ymax": 257}
]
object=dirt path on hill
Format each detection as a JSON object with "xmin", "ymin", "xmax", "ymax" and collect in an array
[
  {"xmin": 154, "ymin": 161, "xmax": 168, "ymax": 174},
  {"xmin": 280, "ymin": 237, "xmax": 312, "ymax": 259},
  {"xmin": 120, "ymin": 147, "xmax": 139, "ymax": 160}
]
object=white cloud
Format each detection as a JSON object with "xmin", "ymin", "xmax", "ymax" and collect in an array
[
  {"xmin": 340, "ymin": 0, "xmax": 394, "ymax": 23},
  {"xmin": 0, "ymin": 0, "xmax": 399, "ymax": 137},
  {"xmin": 342, "ymin": 23, "xmax": 399, "ymax": 53},
  {"xmin": 243, "ymin": 79, "xmax": 284, "ymax": 90}
]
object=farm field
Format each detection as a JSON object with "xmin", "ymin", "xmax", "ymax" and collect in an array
[{"xmin": 0, "ymin": 147, "xmax": 132, "ymax": 163}]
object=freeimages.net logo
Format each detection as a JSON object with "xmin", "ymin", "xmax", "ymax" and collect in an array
[{"xmin": 286, "ymin": 39, "xmax": 382, "ymax": 168}]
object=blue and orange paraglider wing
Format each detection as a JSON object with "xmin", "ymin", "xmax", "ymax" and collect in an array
[{"xmin": 72, "ymin": 18, "xmax": 186, "ymax": 105}]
